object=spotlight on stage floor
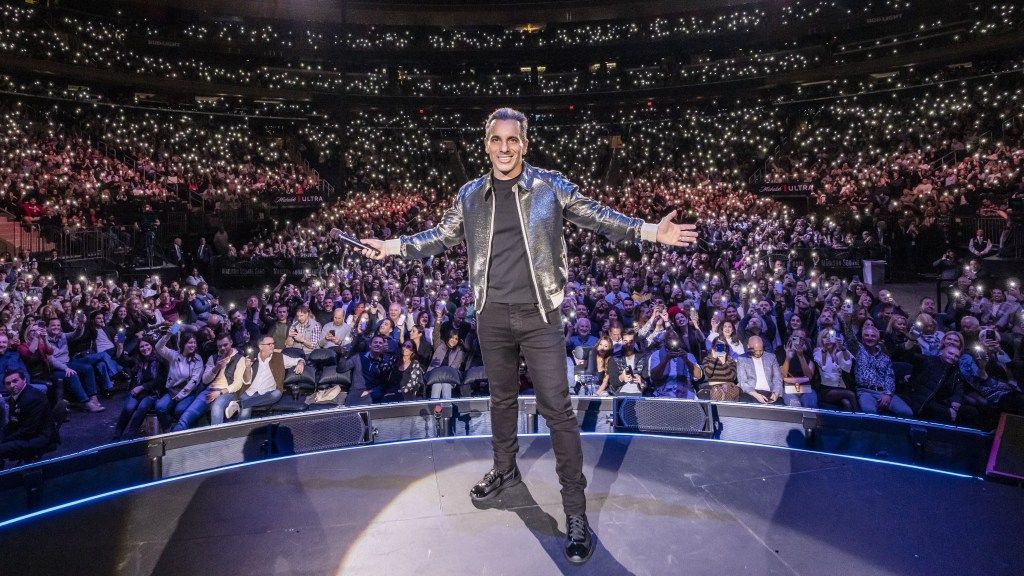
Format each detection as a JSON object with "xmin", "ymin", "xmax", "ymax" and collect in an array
[{"xmin": 1, "ymin": 433, "xmax": 1019, "ymax": 576}]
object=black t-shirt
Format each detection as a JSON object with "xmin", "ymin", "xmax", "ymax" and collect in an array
[{"xmin": 486, "ymin": 176, "xmax": 538, "ymax": 304}]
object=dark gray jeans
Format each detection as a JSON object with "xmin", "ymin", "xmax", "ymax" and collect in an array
[{"xmin": 477, "ymin": 302, "xmax": 587, "ymax": 515}]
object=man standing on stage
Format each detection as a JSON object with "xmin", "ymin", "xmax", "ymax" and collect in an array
[{"xmin": 352, "ymin": 108, "xmax": 697, "ymax": 564}]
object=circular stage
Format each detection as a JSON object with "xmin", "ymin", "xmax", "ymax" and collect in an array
[{"xmin": 1, "ymin": 434, "xmax": 1020, "ymax": 575}]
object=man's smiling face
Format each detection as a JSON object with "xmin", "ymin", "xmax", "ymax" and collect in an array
[{"xmin": 485, "ymin": 119, "xmax": 527, "ymax": 180}]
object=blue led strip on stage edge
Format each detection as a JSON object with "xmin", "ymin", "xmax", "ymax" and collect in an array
[{"xmin": 0, "ymin": 432, "xmax": 980, "ymax": 530}]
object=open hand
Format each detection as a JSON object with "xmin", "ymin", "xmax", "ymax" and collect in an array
[{"xmin": 656, "ymin": 210, "xmax": 699, "ymax": 247}]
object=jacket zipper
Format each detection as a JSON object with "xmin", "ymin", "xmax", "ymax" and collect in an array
[
  {"xmin": 479, "ymin": 186, "xmax": 497, "ymax": 314},
  {"xmin": 511, "ymin": 181, "xmax": 548, "ymax": 322}
]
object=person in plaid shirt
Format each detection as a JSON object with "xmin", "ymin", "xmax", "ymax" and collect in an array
[{"xmin": 286, "ymin": 305, "xmax": 321, "ymax": 354}]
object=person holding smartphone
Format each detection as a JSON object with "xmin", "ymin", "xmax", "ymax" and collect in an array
[
  {"xmin": 113, "ymin": 338, "xmax": 166, "ymax": 440},
  {"xmin": 320, "ymin": 307, "xmax": 352, "ymax": 350},
  {"xmin": 153, "ymin": 327, "xmax": 204, "ymax": 432},
  {"xmin": 638, "ymin": 303, "xmax": 670, "ymax": 349},
  {"xmin": 778, "ymin": 330, "xmax": 818, "ymax": 408},
  {"xmin": 649, "ymin": 332, "xmax": 703, "ymax": 399},
  {"xmin": 813, "ymin": 329, "xmax": 859, "ymax": 411},
  {"xmin": 700, "ymin": 337, "xmax": 739, "ymax": 401},
  {"xmin": 603, "ymin": 330, "xmax": 645, "ymax": 397}
]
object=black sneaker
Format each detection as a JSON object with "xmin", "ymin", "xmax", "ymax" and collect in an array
[
  {"xmin": 469, "ymin": 466, "xmax": 522, "ymax": 502},
  {"xmin": 564, "ymin": 514, "xmax": 593, "ymax": 565}
]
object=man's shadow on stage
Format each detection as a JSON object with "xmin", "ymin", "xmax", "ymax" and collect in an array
[{"xmin": 472, "ymin": 435, "xmax": 636, "ymax": 575}]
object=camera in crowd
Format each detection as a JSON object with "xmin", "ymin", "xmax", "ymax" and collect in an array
[{"xmin": 666, "ymin": 338, "xmax": 685, "ymax": 357}]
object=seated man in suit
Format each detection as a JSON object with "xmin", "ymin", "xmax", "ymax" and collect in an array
[
  {"xmin": 736, "ymin": 336, "xmax": 784, "ymax": 404},
  {"xmin": 0, "ymin": 370, "xmax": 55, "ymax": 465}
]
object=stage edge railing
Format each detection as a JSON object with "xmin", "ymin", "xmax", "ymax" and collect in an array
[{"xmin": 0, "ymin": 398, "xmax": 993, "ymax": 523}]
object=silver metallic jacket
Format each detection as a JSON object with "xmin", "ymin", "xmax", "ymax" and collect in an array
[{"xmin": 383, "ymin": 162, "xmax": 658, "ymax": 322}]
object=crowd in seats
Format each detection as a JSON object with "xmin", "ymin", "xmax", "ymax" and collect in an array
[
  {"xmin": 2, "ymin": 234, "xmax": 1022, "ymax": 465},
  {"xmin": 3, "ymin": 65, "xmax": 1020, "ymax": 260},
  {"xmin": 5, "ymin": 1, "xmax": 1004, "ymax": 59},
  {"xmin": 0, "ymin": 3, "xmax": 1019, "ymax": 98},
  {"xmin": 0, "ymin": 103, "xmax": 170, "ymax": 231},
  {"xmin": 0, "ymin": 100, "xmax": 323, "ymax": 259},
  {"xmin": 1, "ymin": 58, "xmax": 1024, "ymax": 464}
]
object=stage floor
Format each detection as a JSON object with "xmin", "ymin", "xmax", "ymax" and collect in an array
[{"xmin": 1, "ymin": 434, "xmax": 1021, "ymax": 575}]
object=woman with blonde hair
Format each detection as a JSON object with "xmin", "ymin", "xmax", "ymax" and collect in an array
[
  {"xmin": 813, "ymin": 329, "xmax": 859, "ymax": 411},
  {"xmin": 883, "ymin": 313, "xmax": 915, "ymax": 363},
  {"xmin": 940, "ymin": 331, "xmax": 965, "ymax": 353}
]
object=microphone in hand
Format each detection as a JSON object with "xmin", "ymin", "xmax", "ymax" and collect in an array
[{"xmin": 329, "ymin": 228, "xmax": 385, "ymax": 260}]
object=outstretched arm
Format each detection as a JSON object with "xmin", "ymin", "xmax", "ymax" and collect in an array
[
  {"xmin": 334, "ymin": 193, "xmax": 465, "ymax": 261},
  {"xmin": 561, "ymin": 182, "xmax": 697, "ymax": 248}
]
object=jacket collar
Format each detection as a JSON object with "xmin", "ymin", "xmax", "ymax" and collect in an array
[{"xmin": 483, "ymin": 162, "xmax": 535, "ymax": 198}]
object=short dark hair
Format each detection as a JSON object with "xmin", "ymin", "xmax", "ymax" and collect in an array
[
  {"xmin": 4, "ymin": 369, "xmax": 23, "ymax": 383},
  {"xmin": 485, "ymin": 107, "xmax": 528, "ymax": 140}
]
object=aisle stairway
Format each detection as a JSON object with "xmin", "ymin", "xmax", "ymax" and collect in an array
[{"xmin": 0, "ymin": 214, "xmax": 55, "ymax": 256}]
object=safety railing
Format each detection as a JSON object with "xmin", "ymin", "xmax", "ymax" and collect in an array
[
  {"xmin": 55, "ymin": 225, "xmax": 135, "ymax": 261},
  {"xmin": 0, "ymin": 397, "xmax": 993, "ymax": 523}
]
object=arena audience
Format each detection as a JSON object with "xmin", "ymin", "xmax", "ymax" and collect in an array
[{"xmin": 0, "ymin": 25, "xmax": 1019, "ymax": 462}]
